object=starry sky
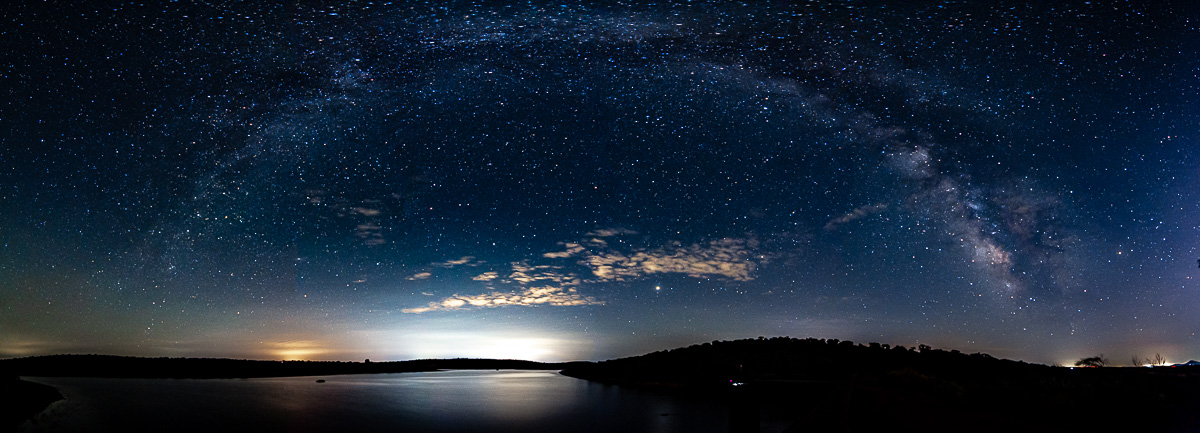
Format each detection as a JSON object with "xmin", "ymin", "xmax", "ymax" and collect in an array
[{"xmin": 2, "ymin": 1, "xmax": 1198, "ymax": 365}]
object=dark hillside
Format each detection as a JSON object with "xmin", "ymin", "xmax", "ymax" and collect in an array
[{"xmin": 561, "ymin": 337, "xmax": 1200, "ymax": 432}]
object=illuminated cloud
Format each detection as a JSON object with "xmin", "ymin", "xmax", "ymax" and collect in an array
[
  {"xmin": 583, "ymin": 238, "xmax": 760, "ymax": 281},
  {"xmin": 507, "ymin": 262, "xmax": 581, "ymax": 286},
  {"xmin": 404, "ymin": 232, "xmax": 764, "ymax": 313},
  {"xmin": 351, "ymin": 207, "xmax": 381, "ymax": 217},
  {"xmin": 404, "ymin": 258, "xmax": 596, "ymax": 313},
  {"xmin": 305, "ymin": 189, "xmax": 325, "ymax": 204},
  {"xmin": 405, "ymin": 257, "xmax": 483, "ymax": 283},
  {"xmin": 472, "ymin": 271, "xmax": 499, "ymax": 281},
  {"xmin": 587, "ymin": 228, "xmax": 638, "ymax": 237},
  {"xmin": 339, "ymin": 201, "xmax": 392, "ymax": 246},
  {"xmin": 356, "ymin": 222, "xmax": 386, "ymax": 246},
  {"xmin": 542, "ymin": 242, "xmax": 585, "ymax": 258},
  {"xmin": 541, "ymin": 230, "xmax": 766, "ymax": 282},
  {"xmin": 436, "ymin": 256, "xmax": 479, "ymax": 268},
  {"xmin": 402, "ymin": 285, "xmax": 602, "ymax": 314},
  {"xmin": 824, "ymin": 204, "xmax": 889, "ymax": 231}
]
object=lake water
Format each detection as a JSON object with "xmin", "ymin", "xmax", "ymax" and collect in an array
[{"xmin": 19, "ymin": 370, "xmax": 792, "ymax": 432}]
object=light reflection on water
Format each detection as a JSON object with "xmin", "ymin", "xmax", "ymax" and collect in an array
[{"xmin": 20, "ymin": 370, "xmax": 789, "ymax": 433}]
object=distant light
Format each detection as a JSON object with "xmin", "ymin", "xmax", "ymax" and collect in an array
[
  {"xmin": 269, "ymin": 340, "xmax": 329, "ymax": 360},
  {"xmin": 390, "ymin": 332, "xmax": 578, "ymax": 362}
]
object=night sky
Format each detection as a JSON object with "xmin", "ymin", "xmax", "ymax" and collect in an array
[{"xmin": 3, "ymin": 1, "xmax": 1198, "ymax": 365}]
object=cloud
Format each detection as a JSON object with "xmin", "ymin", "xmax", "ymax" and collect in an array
[
  {"xmin": 507, "ymin": 263, "xmax": 580, "ymax": 286},
  {"xmin": 543, "ymin": 242, "xmax": 585, "ymax": 258},
  {"xmin": 404, "ymin": 231, "xmax": 766, "ymax": 313},
  {"xmin": 435, "ymin": 256, "xmax": 478, "ymax": 268},
  {"xmin": 404, "ymin": 258, "xmax": 595, "ymax": 313},
  {"xmin": 825, "ymin": 204, "xmax": 889, "ymax": 231},
  {"xmin": 406, "ymin": 257, "xmax": 483, "ymax": 282},
  {"xmin": 472, "ymin": 271, "xmax": 499, "ymax": 281},
  {"xmin": 339, "ymin": 202, "xmax": 392, "ymax": 246},
  {"xmin": 402, "ymin": 285, "xmax": 602, "ymax": 314},
  {"xmin": 351, "ymin": 207, "xmax": 381, "ymax": 217},
  {"xmin": 542, "ymin": 229, "xmax": 767, "ymax": 282},
  {"xmin": 583, "ymin": 238, "xmax": 760, "ymax": 281},
  {"xmin": 305, "ymin": 189, "xmax": 325, "ymax": 204},
  {"xmin": 356, "ymin": 222, "xmax": 386, "ymax": 246},
  {"xmin": 586, "ymin": 228, "xmax": 638, "ymax": 237}
]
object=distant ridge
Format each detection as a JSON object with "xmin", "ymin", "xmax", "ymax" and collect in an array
[
  {"xmin": 561, "ymin": 336, "xmax": 1041, "ymax": 388},
  {"xmin": 0, "ymin": 354, "xmax": 584, "ymax": 379}
]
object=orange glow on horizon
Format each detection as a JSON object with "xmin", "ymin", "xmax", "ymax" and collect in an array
[{"xmin": 266, "ymin": 340, "xmax": 330, "ymax": 361}]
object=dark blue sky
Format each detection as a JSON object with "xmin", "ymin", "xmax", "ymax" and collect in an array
[{"xmin": 2, "ymin": 1, "xmax": 1198, "ymax": 365}]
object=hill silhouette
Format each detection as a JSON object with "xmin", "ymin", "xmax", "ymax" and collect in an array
[{"xmin": 561, "ymin": 337, "xmax": 1200, "ymax": 432}]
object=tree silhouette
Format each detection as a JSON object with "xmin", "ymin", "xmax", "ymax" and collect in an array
[{"xmin": 1075, "ymin": 355, "xmax": 1108, "ymax": 368}]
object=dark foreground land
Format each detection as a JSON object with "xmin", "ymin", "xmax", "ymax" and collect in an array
[
  {"xmin": 0, "ymin": 376, "xmax": 61, "ymax": 431},
  {"xmin": 6, "ymin": 340, "xmax": 1200, "ymax": 432},
  {"xmin": 561, "ymin": 338, "xmax": 1200, "ymax": 432}
]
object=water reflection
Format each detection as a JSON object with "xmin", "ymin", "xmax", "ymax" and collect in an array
[{"xmin": 20, "ymin": 371, "xmax": 786, "ymax": 433}]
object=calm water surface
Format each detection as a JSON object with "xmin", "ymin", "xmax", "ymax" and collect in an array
[{"xmin": 21, "ymin": 370, "xmax": 790, "ymax": 432}]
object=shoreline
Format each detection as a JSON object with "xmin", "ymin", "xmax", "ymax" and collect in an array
[
  {"xmin": 1, "ymin": 378, "xmax": 62, "ymax": 431},
  {"xmin": 1, "ymin": 355, "xmax": 585, "ymax": 380}
]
